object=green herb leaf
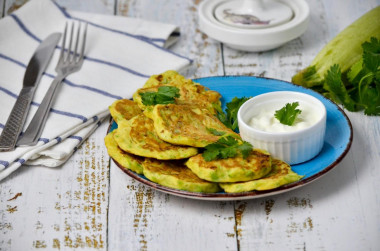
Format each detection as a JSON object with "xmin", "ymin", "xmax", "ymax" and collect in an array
[
  {"xmin": 216, "ymin": 97, "xmax": 250, "ymax": 131},
  {"xmin": 347, "ymin": 59, "xmax": 364, "ymax": 83},
  {"xmin": 360, "ymin": 37, "xmax": 380, "ymax": 115},
  {"xmin": 202, "ymin": 136, "xmax": 253, "ymax": 161},
  {"xmin": 362, "ymin": 37, "xmax": 380, "ymax": 73},
  {"xmin": 324, "ymin": 64, "xmax": 358, "ymax": 111},
  {"xmin": 206, "ymin": 128, "xmax": 226, "ymax": 136},
  {"xmin": 140, "ymin": 86, "xmax": 180, "ymax": 105},
  {"xmin": 274, "ymin": 102, "xmax": 302, "ymax": 126},
  {"xmin": 362, "ymin": 83, "xmax": 380, "ymax": 115},
  {"xmin": 236, "ymin": 141, "xmax": 253, "ymax": 159}
]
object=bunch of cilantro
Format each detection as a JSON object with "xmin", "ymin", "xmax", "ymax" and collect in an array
[{"xmin": 323, "ymin": 37, "xmax": 380, "ymax": 115}]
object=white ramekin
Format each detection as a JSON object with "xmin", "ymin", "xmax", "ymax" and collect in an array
[{"xmin": 238, "ymin": 91, "xmax": 326, "ymax": 165}]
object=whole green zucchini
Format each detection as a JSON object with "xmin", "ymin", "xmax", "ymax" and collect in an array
[{"xmin": 292, "ymin": 6, "xmax": 380, "ymax": 88}]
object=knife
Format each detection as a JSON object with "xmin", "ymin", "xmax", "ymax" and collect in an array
[{"xmin": 0, "ymin": 33, "xmax": 61, "ymax": 152}]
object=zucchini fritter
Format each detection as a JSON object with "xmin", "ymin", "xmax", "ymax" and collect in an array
[
  {"xmin": 143, "ymin": 70, "xmax": 193, "ymax": 88},
  {"xmin": 109, "ymin": 99, "xmax": 142, "ymax": 124},
  {"xmin": 104, "ymin": 131, "xmax": 144, "ymax": 174},
  {"xmin": 186, "ymin": 150, "xmax": 272, "ymax": 183},
  {"xmin": 152, "ymin": 104, "xmax": 238, "ymax": 147},
  {"xmin": 114, "ymin": 114, "xmax": 198, "ymax": 160},
  {"xmin": 220, "ymin": 159, "xmax": 303, "ymax": 193},
  {"xmin": 133, "ymin": 70, "xmax": 221, "ymax": 115},
  {"xmin": 143, "ymin": 158, "xmax": 221, "ymax": 193}
]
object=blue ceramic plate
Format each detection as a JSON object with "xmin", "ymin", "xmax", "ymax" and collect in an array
[{"xmin": 109, "ymin": 76, "xmax": 353, "ymax": 200}]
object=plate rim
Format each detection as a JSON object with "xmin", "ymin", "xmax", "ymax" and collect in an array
[{"xmin": 107, "ymin": 75, "xmax": 353, "ymax": 200}]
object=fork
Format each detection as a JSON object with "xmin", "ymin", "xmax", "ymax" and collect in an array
[{"xmin": 17, "ymin": 22, "xmax": 88, "ymax": 146}]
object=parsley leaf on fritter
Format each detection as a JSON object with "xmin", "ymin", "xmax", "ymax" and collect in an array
[
  {"xmin": 202, "ymin": 136, "xmax": 253, "ymax": 161},
  {"xmin": 140, "ymin": 86, "xmax": 180, "ymax": 105}
]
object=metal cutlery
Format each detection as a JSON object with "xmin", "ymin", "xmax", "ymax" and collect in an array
[
  {"xmin": 0, "ymin": 33, "xmax": 61, "ymax": 152},
  {"xmin": 17, "ymin": 22, "xmax": 88, "ymax": 147}
]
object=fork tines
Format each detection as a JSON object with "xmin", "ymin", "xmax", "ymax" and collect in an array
[{"xmin": 59, "ymin": 21, "xmax": 88, "ymax": 64}]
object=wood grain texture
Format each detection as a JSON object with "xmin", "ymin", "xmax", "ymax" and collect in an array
[
  {"xmin": 0, "ymin": 0, "xmax": 4, "ymax": 17},
  {"xmin": 55, "ymin": 0, "xmax": 115, "ymax": 14},
  {"xmin": 1, "ymin": 0, "xmax": 380, "ymax": 250},
  {"xmin": 3, "ymin": 0, "xmax": 27, "ymax": 15},
  {"xmin": 108, "ymin": 164, "xmax": 237, "ymax": 251},
  {"xmin": 0, "ymin": 123, "xmax": 110, "ymax": 250},
  {"xmin": 116, "ymin": 0, "xmax": 224, "ymax": 78},
  {"xmin": 0, "ymin": 1, "xmax": 113, "ymax": 251}
]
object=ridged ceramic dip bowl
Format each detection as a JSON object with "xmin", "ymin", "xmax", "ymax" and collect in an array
[{"xmin": 238, "ymin": 91, "xmax": 327, "ymax": 165}]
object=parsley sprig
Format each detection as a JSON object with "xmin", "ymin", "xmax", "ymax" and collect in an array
[
  {"xmin": 274, "ymin": 102, "xmax": 302, "ymax": 126},
  {"xmin": 324, "ymin": 37, "xmax": 380, "ymax": 115},
  {"xmin": 140, "ymin": 86, "xmax": 180, "ymax": 106},
  {"xmin": 216, "ymin": 97, "xmax": 250, "ymax": 131},
  {"xmin": 202, "ymin": 136, "xmax": 253, "ymax": 161}
]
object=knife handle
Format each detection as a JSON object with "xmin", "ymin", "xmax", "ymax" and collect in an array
[{"xmin": 0, "ymin": 87, "xmax": 34, "ymax": 151}]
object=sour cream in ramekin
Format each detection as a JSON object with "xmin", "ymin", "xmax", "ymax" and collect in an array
[
  {"xmin": 248, "ymin": 100, "xmax": 321, "ymax": 133},
  {"xmin": 238, "ymin": 91, "xmax": 327, "ymax": 165}
]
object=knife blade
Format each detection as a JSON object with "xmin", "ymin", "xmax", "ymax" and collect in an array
[{"xmin": 0, "ymin": 33, "xmax": 61, "ymax": 152}]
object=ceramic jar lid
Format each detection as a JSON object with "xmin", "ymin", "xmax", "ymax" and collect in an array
[
  {"xmin": 214, "ymin": 0, "xmax": 293, "ymax": 29},
  {"xmin": 199, "ymin": 0, "xmax": 310, "ymax": 52}
]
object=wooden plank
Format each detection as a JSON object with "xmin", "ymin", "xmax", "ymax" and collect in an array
[
  {"xmin": 0, "ymin": 123, "xmax": 110, "ymax": 250},
  {"xmin": 0, "ymin": 1, "xmax": 114, "ymax": 250},
  {"xmin": 115, "ymin": 0, "xmax": 225, "ymax": 78},
  {"xmin": 3, "ymin": 0, "xmax": 28, "ymax": 16},
  {"xmin": 55, "ymin": 0, "xmax": 115, "ymax": 14},
  {"xmin": 0, "ymin": 0, "xmax": 4, "ymax": 17},
  {"xmin": 107, "ymin": 1, "xmax": 236, "ymax": 250},
  {"xmin": 343, "ymin": 111, "xmax": 380, "ymax": 249},
  {"xmin": 108, "ymin": 163, "xmax": 237, "ymax": 251},
  {"xmin": 4, "ymin": 0, "xmax": 116, "ymax": 16}
]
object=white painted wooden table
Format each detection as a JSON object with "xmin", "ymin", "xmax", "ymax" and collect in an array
[{"xmin": 1, "ymin": 0, "xmax": 380, "ymax": 250}]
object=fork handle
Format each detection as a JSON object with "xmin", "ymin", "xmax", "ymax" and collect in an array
[{"xmin": 17, "ymin": 73, "xmax": 65, "ymax": 146}]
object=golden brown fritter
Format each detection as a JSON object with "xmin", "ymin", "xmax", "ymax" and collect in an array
[
  {"xmin": 142, "ymin": 70, "xmax": 193, "ymax": 88},
  {"xmin": 220, "ymin": 159, "xmax": 303, "ymax": 193},
  {"xmin": 186, "ymin": 149, "xmax": 272, "ymax": 183},
  {"xmin": 152, "ymin": 104, "xmax": 238, "ymax": 147},
  {"xmin": 133, "ymin": 70, "xmax": 221, "ymax": 115},
  {"xmin": 104, "ymin": 131, "xmax": 144, "ymax": 174},
  {"xmin": 143, "ymin": 158, "xmax": 221, "ymax": 193},
  {"xmin": 109, "ymin": 99, "xmax": 142, "ymax": 124},
  {"xmin": 114, "ymin": 114, "xmax": 198, "ymax": 159}
]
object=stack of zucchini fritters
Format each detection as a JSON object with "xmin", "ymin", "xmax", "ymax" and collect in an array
[{"xmin": 105, "ymin": 71, "xmax": 302, "ymax": 193}]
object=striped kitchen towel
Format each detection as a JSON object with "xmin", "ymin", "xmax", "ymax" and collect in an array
[{"xmin": 0, "ymin": 0, "xmax": 192, "ymax": 181}]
